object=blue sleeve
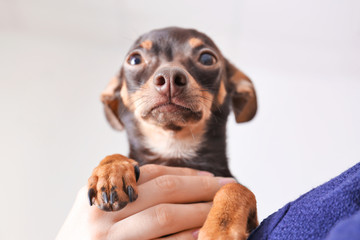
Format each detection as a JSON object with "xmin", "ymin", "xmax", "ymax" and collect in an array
[{"xmin": 248, "ymin": 162, "xmax": 360, "ymax": 240}]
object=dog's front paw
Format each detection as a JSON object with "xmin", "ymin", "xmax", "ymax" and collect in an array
[
  {"xmin": 198, "ymin": 183, "xmax": 258, "ymax": 240},
  {"xmin": 87, "ymin": 154, "xmax": 140, "ymax": 211}
]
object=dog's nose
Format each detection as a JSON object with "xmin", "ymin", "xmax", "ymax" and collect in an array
[{"xmin": 153, "ymin": 67, "xmax": 188, "ymax": 97}]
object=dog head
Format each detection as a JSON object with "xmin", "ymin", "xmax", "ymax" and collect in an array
[
  {"xmin": 101, "ymin": 27, "xmax": 257, "ymax": 160},
  {"xmin": 102, "ymin": 27, "xmax": 256, "ymax": 129}
]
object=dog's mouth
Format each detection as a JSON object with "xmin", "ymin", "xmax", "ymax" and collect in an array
[
  {"xmin": 141, "ymin": 101, "xmax": 203, "ymax": 129},
  {"xmin": 150, "ymin": 102, "xmax": 193, "ymax": 113}
]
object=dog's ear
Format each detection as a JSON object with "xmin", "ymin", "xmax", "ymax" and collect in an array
[
  {"xmin": 100, "ymin": 77, "xmax": 124, "ymax": 131},
  {"xmin": 225, "ymin": 60, "xmax": 257, "ymax": 123}
]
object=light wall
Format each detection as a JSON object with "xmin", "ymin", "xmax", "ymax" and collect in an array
[{"xmin": 1, "ymin": 0, "xmax": 359, "ymax": 239}]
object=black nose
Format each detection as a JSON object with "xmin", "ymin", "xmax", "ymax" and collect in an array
[{"xmin": 153, "ymin": 67, "xmax": 188, "ymax": 97}]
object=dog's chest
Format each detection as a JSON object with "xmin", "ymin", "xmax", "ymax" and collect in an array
[
  {"xmin": 140, "ymin": 125, "xmax": 204, "ymax": 160},
  {"xmin": 148, "ymin": 137, "xmax": 200, "ymax": 160}
]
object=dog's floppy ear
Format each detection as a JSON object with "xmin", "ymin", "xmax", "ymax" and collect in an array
[
  {"xmin": 225, "ymin": 60, "xmax": 257, "ymax": 123},
  {"xmin": 100, "ymin": 76, "xmax": 124, "ymax": 131}
]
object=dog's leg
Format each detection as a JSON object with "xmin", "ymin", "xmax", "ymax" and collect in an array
[
  {"xmin": 198, "ymin": 183, "xmax": 258, "ymax": 240},
  {"xmin": 87, "ymin": 154, "xmax": 140, "ymax": 211}
]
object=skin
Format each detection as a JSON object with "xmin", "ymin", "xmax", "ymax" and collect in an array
[{"xmin": 56, "ymin": 164, "xmax": 236, "ymax": 240}]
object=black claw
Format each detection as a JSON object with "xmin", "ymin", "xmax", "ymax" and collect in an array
[
  {"xmin": 127, "ymin": 186, "xmax": 135, "ymax": 202},
  {"xmin": 110, "ymin": 190, "xmax": 119, "ymax": 204},
  {"xmin": 134, "ymin": 165, "xmax": 140, "ymax": 182},
  {"xmin": 102, "ymin": 191, "xmax": 109, "ymax": 203},
  {"xmin": 88, "ymin": 188, "xmax": 96, "ymax": 206}
]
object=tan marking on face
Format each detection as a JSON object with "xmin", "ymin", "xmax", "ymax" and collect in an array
[
  {"xmin": 120, "ymin": 80, "xmax": 130, "ymax": 108},
  {"xmin": 187, "ymin": 73, "xmax": 214, "ymax": 122},
  {"xmin": 128, "ymin": 75, "xmax": 154, "ymax": 117},
  {"xmin": 217, "ymin": 80, "xmax": 227, "ymax": 105},
  {"xmin": 140, "ymin": 40, "xmax": 153, "ymax": 50},
  {"xmin": 188, "ymin": 38, "xmax": 204, "ymax": 48},
  {"xmin": 121, "ymin": 79, "xmax": 153, "ymax": 112}
]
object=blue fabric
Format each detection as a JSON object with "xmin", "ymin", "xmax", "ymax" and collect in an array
[
  {"xmin": 326, "ymin": 210, "xmax": 360, "ymax": 240},
  {"xmin": 248, "ymin": 162, "xmax": 360, "ymax": 240}
]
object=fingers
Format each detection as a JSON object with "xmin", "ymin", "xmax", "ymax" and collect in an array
[
  {"xmin": 111, "ymin": 175, "xmax": 235, "ymax": 222},
  {"xmin": 89, "ymin": 163, "xmax": 214, "ymax": 210},
  {"xmin": 108, "ymin": 203, "xmax": 211, "ymax": 240},
  {"xmin": 137, "ymin": 164, "xmax": 214, "ymax": 184},
  {"xmin": 154, "ymin": 228, "xmax": 200, "ymax": 240}
]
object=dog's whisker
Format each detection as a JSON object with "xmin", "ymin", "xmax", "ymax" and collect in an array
[
  {"xmin": 128, "ymin": 94, "xmax": 152, "ymax": 107},
  {"xmin": 189, "ymin": 128, "xmax": 196, "ymax": 141}
]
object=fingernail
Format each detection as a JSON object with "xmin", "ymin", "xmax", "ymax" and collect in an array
[
  {"xmin": 218, "ymin": 177, "xmax": 236, "ymax": 186},
  {"xmin": 192, "ymin": 229, "xmax": 200, "ymax": 239},
  {"xmin": 197, "ymin": 171, "xmax": 214, "ymax": 176}
]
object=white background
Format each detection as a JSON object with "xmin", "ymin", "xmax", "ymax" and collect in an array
[{"xmin": 1, "ymin": 0, "xmax": 359, "ymax": 239}]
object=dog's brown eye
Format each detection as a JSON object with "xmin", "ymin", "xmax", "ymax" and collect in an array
[
  {"xmin": 199, "ymin": 53, "xmax": 216, "ymax": 66},
  {"xmin": 128, "ymin": 54, "xmax": 142, "ymax": 65}
]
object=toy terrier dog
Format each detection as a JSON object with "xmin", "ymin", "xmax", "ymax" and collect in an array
[{"xmin": 88, "ymin": 27, "xmax": 258, "ymax": 239}]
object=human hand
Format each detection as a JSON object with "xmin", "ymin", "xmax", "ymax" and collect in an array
[{"xmin": 56, "ymin": 164, "xmax": 236, "ymax": 240}]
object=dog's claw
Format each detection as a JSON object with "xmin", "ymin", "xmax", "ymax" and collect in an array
[
  {"xmin": 88, "ymin": 188, "xmax": 96, "ymax": 206},
  {"xmin": 88, "ymin": 154, "xmax": 139, "ymax": 211},
  {"xmin": 102, "ymin": 191, "xmax": 109, "ymax": 203},
  {"xmin": 110, "ymin": 189, "xmax": 118, "ymax": 204},
  {"xmin": 134, "ymin": 165, "xmax": 140, "ymax": 182},
  {"xmin": 127, "ymin": 186, "xmax": 135, "ymax": 202}
]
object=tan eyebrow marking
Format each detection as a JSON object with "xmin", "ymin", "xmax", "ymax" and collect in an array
[
  {"xmin": 140, "ymin": 40, "xmax": 153, "ymax": 50},
  {"xmin": 188, "ymin": 38, "xmax": 204, "ymax": 48}
]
